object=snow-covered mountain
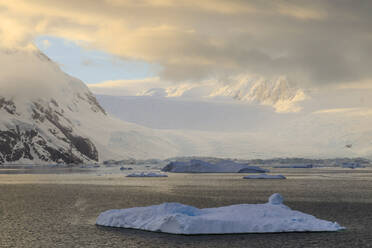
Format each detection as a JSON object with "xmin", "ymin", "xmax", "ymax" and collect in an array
[
  {"xmin": 209, "ymin": 75, "xmax": 306, "ymax": 113},
  {"xmin": 0, "ymin": 49, "xmax": 179, "ymax": 165},
  {"xmin": 91, "ymin": 75, "xmax": 307, "ymax": 113}
]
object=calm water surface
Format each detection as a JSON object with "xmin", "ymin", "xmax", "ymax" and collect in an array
[{"xmin": 1, "ymin": 168, "xmax": 372, "ymax": 247}]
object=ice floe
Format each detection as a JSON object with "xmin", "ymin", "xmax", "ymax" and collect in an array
[
  {"xmin": 126, "ymin": 172, "xmax": 168, "ymax": 177},
  {"xmin": 243, "ymin": 174, "xmax": 286, "ymax": 179},
  {"xmin": 274, "ymin": 164, "xmax": 313, "ymax": 168}
]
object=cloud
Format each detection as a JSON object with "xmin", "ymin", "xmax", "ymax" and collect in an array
[
  {"xmin": 81, "ymin": 58, "xmax": 94, "ymax": 66},
  {"xmin": 338, "ymin": 79, "xmax": 372, "ymax": 89},
  {"xmin": 1, "ymin": 0, "xmax": 372, "ymax": 88},
  {"xmin": 313, "ymin": 108, "xmax": 372, "ymax": 116},
  {"xmin": 89, "ymin": 77, "xmax": 167, "ymax": 96},
  {"xmin": 0, "ymin": 48, "xmax": 69, "ymax": 100},
  {"xmin": 41, "ymin": 39, "xmax": 51, "ymax": 49}
]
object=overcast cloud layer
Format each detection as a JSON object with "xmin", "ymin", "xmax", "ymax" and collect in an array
[{"xmin": 1, "ymin": 0, "xmax": 372, "ymax": 89}]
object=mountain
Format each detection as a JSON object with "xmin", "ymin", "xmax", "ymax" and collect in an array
[
  {"xmin": 0, "ymin": 49, "xmax": 179, "ymax": 165},
  {"xmin": 91, "ymin": 75, "xmax": 307, "ymax": 113},
  {"xmin": 208, "ymin": 75, "xmax": 306, "ymax": 113},
  {"xmin": 1, "ymin": 48, "xmax": 372, "ymax": 165}
]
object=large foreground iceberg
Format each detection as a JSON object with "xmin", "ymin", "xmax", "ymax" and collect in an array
[
  {"xmin": 96, "ymin": 194, "xmax": 344, "ymax": 234},
  {"xmin": 162, "ymin": 159, "xmax": 268, "ymax": 173}
]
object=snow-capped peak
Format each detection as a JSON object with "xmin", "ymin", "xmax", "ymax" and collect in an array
[{"xmin": 209, "ymin": 75, "xmax": 306, "ymax": 112}]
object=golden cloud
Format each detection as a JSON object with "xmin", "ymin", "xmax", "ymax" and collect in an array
[{"xmin": 0, "ymin": 0, "xmax": 372, "ymax": 86}]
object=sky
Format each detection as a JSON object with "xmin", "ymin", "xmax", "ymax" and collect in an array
[
  {"xmin": 1, "ymin": 0, "xmax": 372, "ymax": 113},
  {"xmin": 1, "ymin": 1, "xmax": 372, "ymax": 84},
  {"xmin": 34, "ymin": 35, "xmax": 158, "ymax": 83}
]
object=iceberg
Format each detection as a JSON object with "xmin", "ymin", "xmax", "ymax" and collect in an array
[
  {"xmin": 274, "ymin": 164, "xmax": 313, "ymax": 168},
  {"xmin": 243, "ymin": 174, "xmax": 286, "ymax": 179},
  {"xmin": 126, "ymin": 172, "xmax": 168, "ymax": 177},
  {"xmin": 162, "ymin": 159, "xmax": 269, "ymax": 173},
  {"xmin": 238, "ymin": 166, "xmax": 270, "ymax": 173},
  {"xmin": 341, "ymin": 162, "xmax": 365, "ymax": 169},
  {"xmin": 96, "ymin": 193, "xmax": 344, "ymax": 234}
]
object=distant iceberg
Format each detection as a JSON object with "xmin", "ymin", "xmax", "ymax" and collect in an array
[
  {"xmin": 96, "ymin": 193, "xmax": 344, "ymax": 234},
  {"xmin": 238, "ymin": 167, "xmax": 270, "ymax": 173},
  {"xmin": 274, "ymin": 164, "xmax": 313, "ymax": 168},
  {"xmin": 126, "ymin": 172, "xmax": 168, "ymax": 177},
  {"xmin": 243, "ymin": 174, "xmax": 286, "ymax": 179},
  {"xmin": 162, "ymin": 159, "xmax": 269, "ymax": 173},
  {"xmin": 341, "ymin": 162, "xmax": 365, "ymax": 169}
]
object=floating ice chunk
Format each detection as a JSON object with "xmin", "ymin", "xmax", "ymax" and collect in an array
[
  {"xmin": 243, "ymin": 174, "xmax": 286, "ymax": 179},
  {"xmin": 126, "ymin": 172, "xmax": 168, "ymax": 177},
  {"xmin": 341, "ymin": 162, "xmax": 364, "ymax": 169},
  {"xmin": 238, "ymin": 167, "xmax": 269, "ymax": 173},
  {"xmin": 96, "ymin": 194, "xmax": 344, "ymax": 234},
  {"xmin": 274, "ymin": 164, "xmax": 313, "ymax": 168}
]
